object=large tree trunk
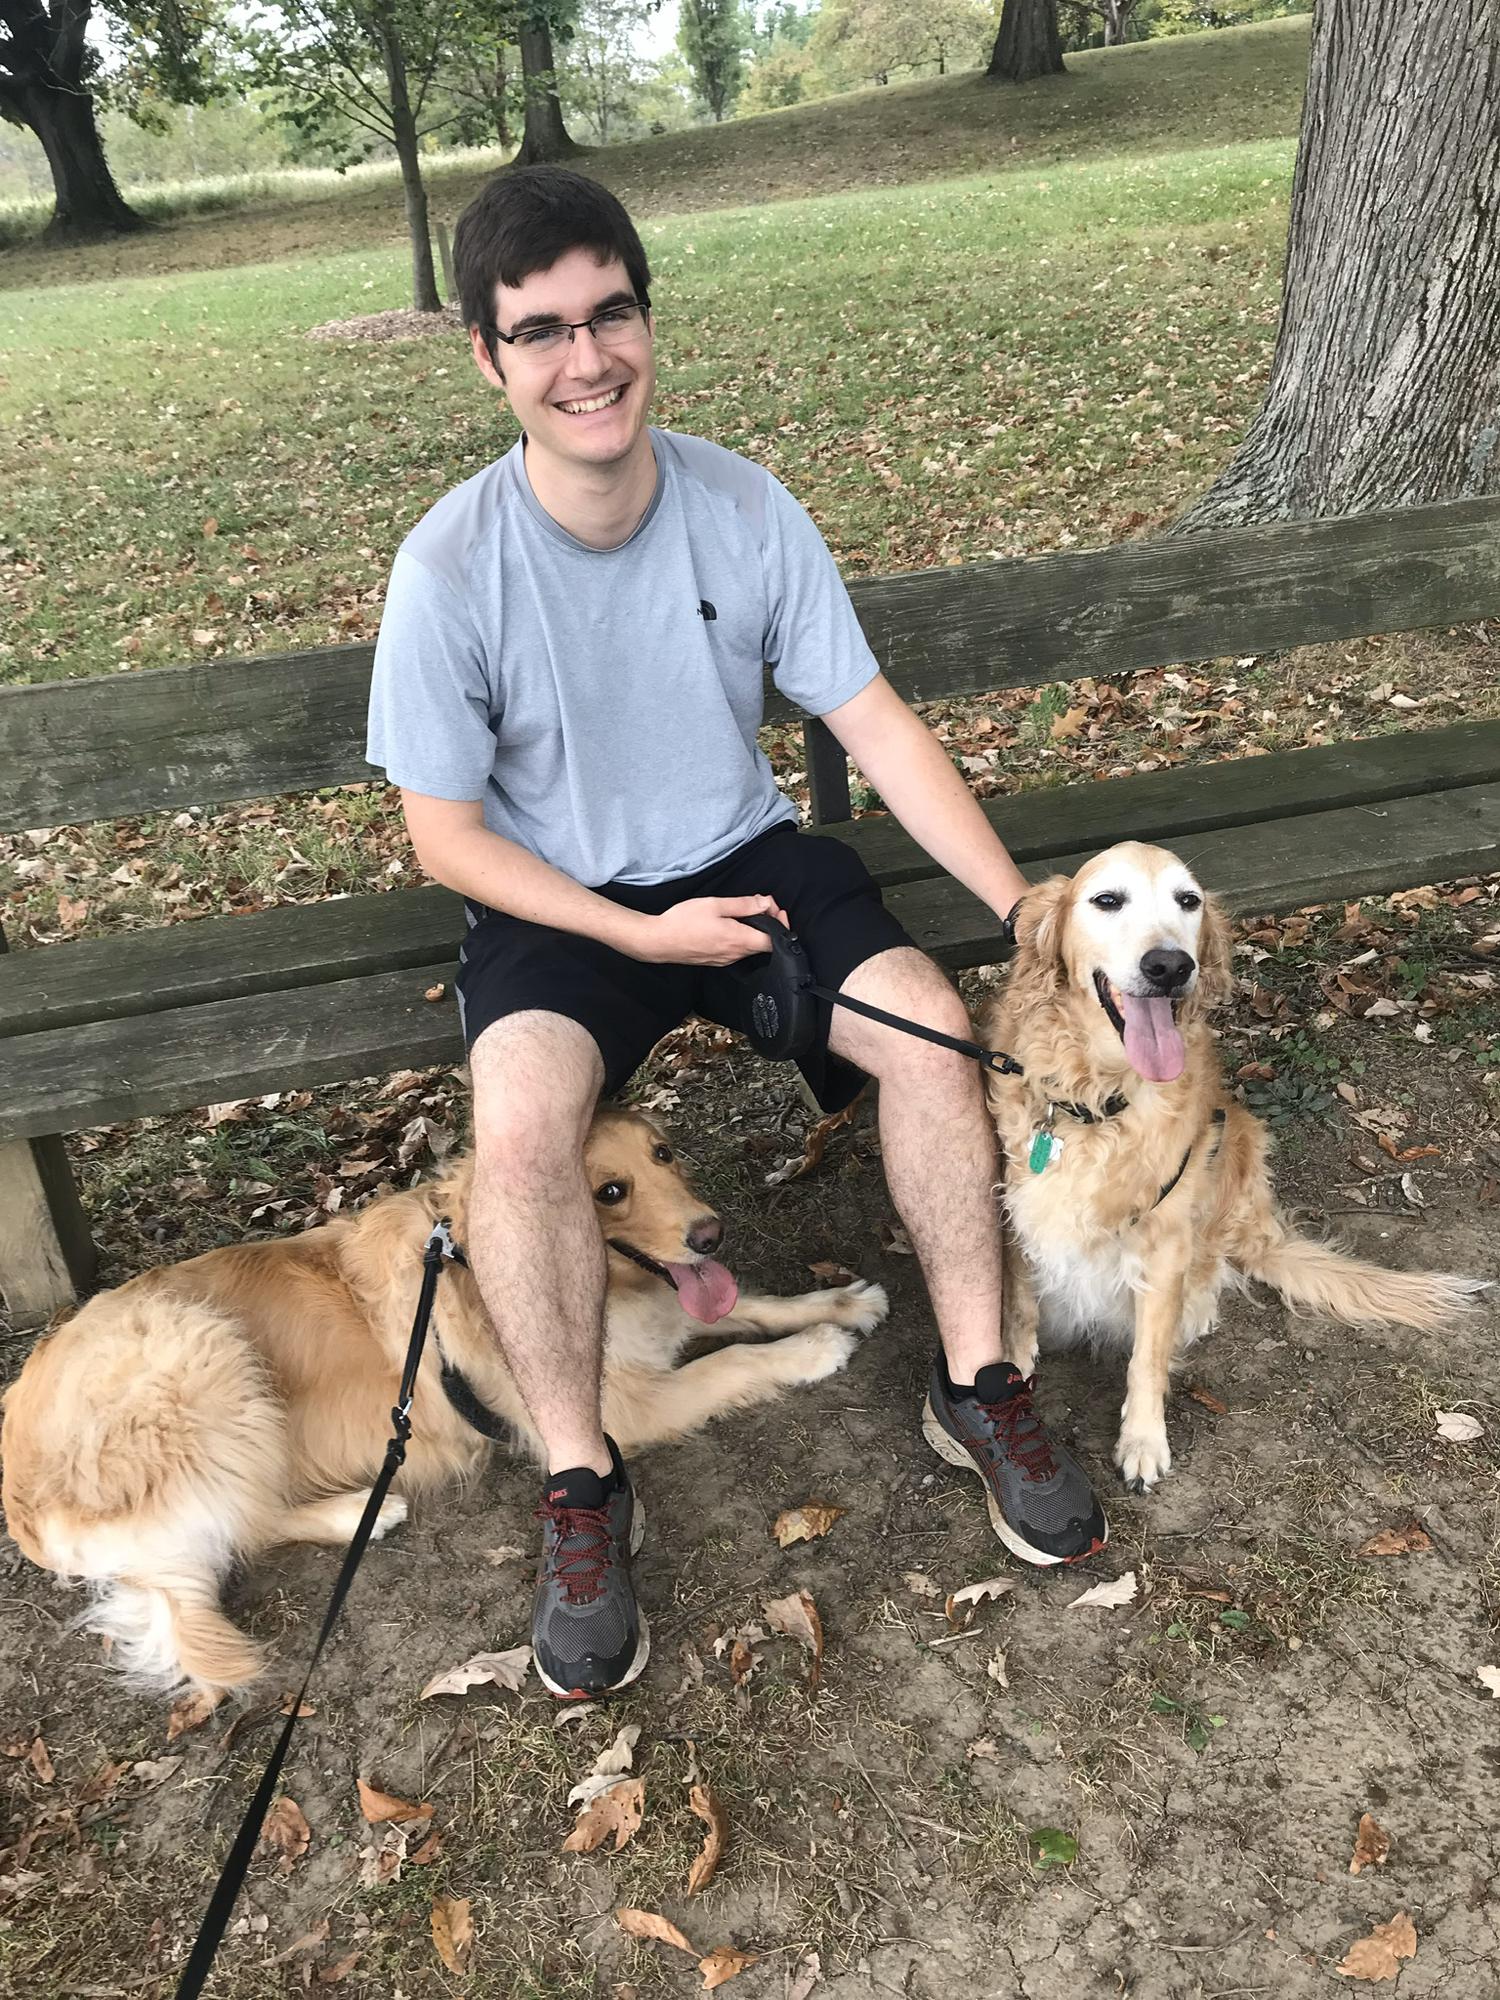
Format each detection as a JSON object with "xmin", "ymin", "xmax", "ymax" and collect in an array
[
  {"xmin": 1, "ymin": 0, "xmax": 147, "ymax": 238},
  {"xmin": 370, "ymin": 0, "xmax": 442, "ymax": 313},
  {"xmin": 1178, "ymin": 0, "xmax": 1500, "ymax": 528},
  {"xmin": 987, "ymin": 0, "xmax": 1065, "ymax": 84},
  {"xmin": 514, "ymin": 21, "xmax": 579, "ymax": 163}
]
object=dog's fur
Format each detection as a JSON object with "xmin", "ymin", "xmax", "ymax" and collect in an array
[
  {"xmin": 984, "ymin": 842, "xmax": 1483, "ymax": 1491},
  {"xmin": 0, "ymin": 1107, "xmax": 885, "ymax": 1691}
]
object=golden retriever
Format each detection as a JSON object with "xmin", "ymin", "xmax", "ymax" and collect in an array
[
  {"xmin": 1, "ymin": 1107, "xmax": 885, "ymax": 1691},
  {"xmin": 984, "ymin": 841, "xmax": 1483, "ymax": 1491}
]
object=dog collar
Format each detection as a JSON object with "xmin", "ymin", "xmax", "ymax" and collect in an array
[
  {"xmin": 607, "ymin": 1237, "xmax": 679, "ymax": 1290},
  {"xmin": 1050, "ymin": 1093, "xmax": 1130, "ymax": 1125}
]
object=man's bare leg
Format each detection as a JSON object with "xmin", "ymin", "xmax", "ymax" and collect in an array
[{"xmin": 467, "ymin": 1010, "xmax": 610, "ymax": 1478}]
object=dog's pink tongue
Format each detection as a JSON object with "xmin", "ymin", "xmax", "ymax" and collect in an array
[
  {"xmin": 667, "ymin": 1258, "xmax": 739, "ymax": 1324},
  {"xmin": 1120, "ymin": 994, "xmax": 1186, "ymax": 1083}
]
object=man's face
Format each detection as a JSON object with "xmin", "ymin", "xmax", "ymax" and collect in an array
[{"xmin": 469, "ymin": 247, "xmax": 655, "ymax": 474}]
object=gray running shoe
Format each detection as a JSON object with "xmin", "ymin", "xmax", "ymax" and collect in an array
[
  {"xmin": 532, "ymin": 1437, "xmax": 649, "ymax": 1700},
  {"xmin": 922, "ymin": 1357, "xmax": 1107, "ymax": 1566}
]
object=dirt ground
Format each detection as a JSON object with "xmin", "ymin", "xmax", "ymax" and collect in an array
[{"xmin": 2, "ymin": 904, "xmax": 1499, "ymax": 2000}]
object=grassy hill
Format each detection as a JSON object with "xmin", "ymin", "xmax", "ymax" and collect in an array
[{"xmin": 0, "ymin": 19, "xmax": 1309, "ymax": 290}]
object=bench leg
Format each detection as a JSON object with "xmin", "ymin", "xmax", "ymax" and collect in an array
[{"xmin": 0, "ymin": 1135, "xmax": 97, "ymax": 1330}]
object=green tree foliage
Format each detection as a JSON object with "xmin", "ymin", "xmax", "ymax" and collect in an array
[
  {"xmin": 812, "ymin": 0, "xmax": 993, "ymax": 85},
  {"xmin": 676, "ymin": 0, "xmax": 745, "ymax": 120}
]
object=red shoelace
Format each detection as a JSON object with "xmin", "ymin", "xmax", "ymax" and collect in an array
[
  {"xmin": 536, "ymin": 1500, "xmax": 615, "ymax": 1605},
  {"xmin": 981, "ymin": 1376, "xmax": 1057, "ymax": 1483}
]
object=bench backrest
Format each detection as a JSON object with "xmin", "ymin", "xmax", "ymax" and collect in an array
[{"xmin": 4, "ymin": 495, "xmax": 1497, "ymax": 835}]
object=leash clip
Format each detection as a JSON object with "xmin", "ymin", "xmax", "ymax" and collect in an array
[{"xmin": 424, "ymin": 1218, "xmax": 468, "ymax": 1268}]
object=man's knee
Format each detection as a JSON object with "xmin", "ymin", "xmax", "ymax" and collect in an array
[
  {"xmin": 832, "ymin": 948, "xmax": 976, "ymax": 1082},
  {"xmin": 469, "ymin": 1011, "xmax": 602, "ymax": 1181}
]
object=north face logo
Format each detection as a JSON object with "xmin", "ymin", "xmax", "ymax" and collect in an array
[{"xmin": 697, "ymin": 599, "xmax": 717, "ymax": 621}]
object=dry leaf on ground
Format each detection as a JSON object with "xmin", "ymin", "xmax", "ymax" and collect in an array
[
  {"xmin": 686, "ymin": 1783, "xmax": 728, "ymax": 1895},
  {"xmin": 1336, "ymin": 1910, "xmax": 1417, "ymax": 1981},
  {"xmin": 764, "ymin": 1590, "xmax": 825, "ymax": 1687},
  {"xmin": 714, "ymin": 1625, "xmax": 767, "ymax": 1687},
  {"xmin": 1356, "ymin": 1523, "xmax": 1432, "ymax": 1557},
  {"xmin": 563, "ymin": 1776, "xmax": 645, "ymax": 1855},
  {"xmin": 765, "ymin": 1103, "xmax": 857, "ymax": 1187},
  {"xmin": 1434, "ymin": 1409, "xmax": 1484, "ymax": 1443},
  {"xmin": 903, "ymin": 1572, "xmax": 940, "ymax": 1598},
  {"xmin": 1476, "ymin": 1666, "xmax": 1500, "ymax": 1698},
  {"xmin": 1067, "ymin": 1571, "xmax": 1138, "ymax": 1611},
  {"xmin": 699, "ymin": 1946, "xmax": 759, "ymax": 1989},
  {"xmin": 430, "ymin": 1894, "xmax": 473, "ymax": 1975},
  {"xmin": 787, "ymin": 1952, "xmax": 822, "ymax": 2000},
  {"xmin": 167, "ymin": 1687, "xmax": 226, "ymax": 1740},
  {"xmin": 1186, "ymin": 1382, "xmax": 1229, "ymax": 1415},
  {"xmin": 1349, "ymin": 1813, "xmax": 1391, "ymax": 1875},
  {"xmin": 132, "ymin": 1756, "xmax": 183, "ymax": 1788},
  {"xmin": 420, "ymin": 1648, "xmax": 531, "ymax": 1699},
  {"xmin": 772, "ymin": 1503, "xmax": 845, "ymax": 1547},
  {"xmin": 260, "ymin": 1796, "xmax": 311, "ymax": 1873},
  {"xmin": 357, "ymin": 1778, "xmax": 433, "ymax": 1825},
  {"xmin": 946, "ymin": 1576, "xmax": 1016, "ymax": 1627},
  {"xmin": 615, "ymin": 1907, "xmax": 697, "ymax": 1953},
  {"xmin": 26, "ymin": 1738, "xmax": 54, "ymax": 1784},
  {"xmin": 483, "ymin": 1544, "xmax": 525, "ymax": 1565},
  {"xmin": 568, "ymin": 1724, "xmax": 642, "ymax": 1810}
]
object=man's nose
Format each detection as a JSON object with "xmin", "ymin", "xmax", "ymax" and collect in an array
[{"xmin": 1140, "ymin": 947, "xmax": 1194, "ymax": 994}]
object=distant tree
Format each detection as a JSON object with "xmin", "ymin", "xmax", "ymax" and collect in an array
[
  {"xmin": 0, "ymin": 0, "xmax": 218, "ymax": 238},
  {"xmin": 815, "ymin": 0, "xmax": 990, "ymax": 82},
  {"xmin": 514, "ymin": 4, "xmax": 580, "ymax": 159},
  {"xmin": 439, "ymin": 18, "xmax": 520, "ymax": 147},
  {"xmin": 1058, "ymin": 0, "xmax": 1143, "ymax": 43},
  {"xmin": 677, "ymin": 0, "xmax": 745, "ymax": 120},
  {"xmin": 569, "ymin": 0, "xmax": 643, "ymax": 142},
  {"xmin": 246, "ymin": 0, "xmax": 463, "ymax": 309},
  {"xmin": 740, "ymin": 38, "xmax": 812, "ymax": 106},
  {"xmin": 986, "ymin": 0, "xmax": 1064, "ymax": 81},
  {"xmin": 1178, "ymin": 0, "xmax": 1500, "ymax": 527}
]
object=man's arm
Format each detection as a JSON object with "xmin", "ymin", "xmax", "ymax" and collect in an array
[
  {"xmin": 820, "ymin": 675, "xmax": 1029, "ymax": 921},
  {"xmin": 402, "ymin": 792, "xmax": 782, "ymax": 967}
]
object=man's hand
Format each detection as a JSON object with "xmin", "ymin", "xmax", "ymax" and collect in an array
[{"xmin": 631, "ymin": 894, "xmax": 788, "ymax": 966}]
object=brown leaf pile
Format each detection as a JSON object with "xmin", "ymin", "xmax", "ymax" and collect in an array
[
  {"xmin": 562, "ymin": 1777, "xmax": 645, "ymax": 1855},
  {"xmin": 614, "ymin": 1909, "xmax": 757, "ymax": 1989}
]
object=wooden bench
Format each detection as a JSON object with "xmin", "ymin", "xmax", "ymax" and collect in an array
[{"xmin": 4, "ymin": 496, "xmax": 1499, "ymax": 1327}]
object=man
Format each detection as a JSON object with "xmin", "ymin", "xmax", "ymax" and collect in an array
[{"xmin": 367, "ymin": 166, "xmax": 1105, "ymax": 1701}]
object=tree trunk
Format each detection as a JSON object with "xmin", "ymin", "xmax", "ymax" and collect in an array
[
  {"xmin": 370, "ymin": 1, "xmax": 442, "ymax": 312},
  {"xmin": 987, "ymin": 0, "xmax": 1065, "ymax": 84},
  {"xmin": 494, "ymin": 43, "xmax": 512, "ymax": 149},
  {"xmin": 1, "ymin": 0, "xmax": 147, "ymax": 238},
  {"xmin": 1178, "ymin": 0, "xmax": 1500, "ymax": 528},
  {"xmin": 514, "ymin": 22, "xmax": 579, "ymax": 163}
]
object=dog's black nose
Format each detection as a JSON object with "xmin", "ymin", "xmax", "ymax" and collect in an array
[
  {"xmin": 1140, "ymin": 947, "xmax": 1194, "ymax": 994},
  {"xmin": 686, "ymin": 1215, "xmax": 723, "ymax": 1256}
]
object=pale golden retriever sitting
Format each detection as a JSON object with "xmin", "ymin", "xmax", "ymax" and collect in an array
[
  {"xmin": 1, "ymin": 1108, "xmax": 885, "ymax": 1691},
  {"xmin": 984, "ymin": 842, "xmax": 1482, "ymax": 1492}
]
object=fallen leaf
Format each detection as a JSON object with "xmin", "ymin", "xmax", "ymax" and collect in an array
[
  {"xmin": 986, "ymin": 1648, "xmax": 1010, "ymax": 1688},
  {"xmin": 903, "ymin": 1572, "xmax": 941, "ymax": 1598},
  {"xmin": 763, "ymin": 1590, "xmax": 825, "ymax": 1687},
  {"xmin": 807, "ymin": 1261, "xmax": 855, "ymax": 1284},
  {"xmin": 202, "ymin": 516, "xmax": 219, "ymax": 536},
  {"xmin": 1476, "ymin": 1666, "xmax": 1500, "ymax": 1698},
  {"xmin": 563, "ymin": 1776, "xmax": 645, "ymax": 1854},
  {"xmin": 260, "ymin": 1796, "xmax": 311, "ymax": 1873},
  {"xmin": 409, "ymin": 1827, "xmax": 444, "ymax": 1865},
  {"xmin": 78, "ymin": 1760, "xmax": 129, "ymax": 1805},
  {"xmin": 1377, "ymin": 1133, "xmax": 1441, "ymax": 1163},
  {"xmin": 1335, "ymin": 1910, "xmax": 1417, "ymax": 1981},
  {"xmin": 279, "ymin": 1694, "xmax": 317, "ymax": 1718},
  {"xmin": 1356, "ymin": 1523, "xmax": 1432, "ymax": 1558},
  {"xmin": 728, "ymin": 1639, "xmax": 758, "ymax": 1688},
  {"xmin": 317, "ymin": 1949, "xmax": 363, "ymax": 1985},
  {"xmin": 699, "ymin": 1946, "xmax": 758, "ymax": 1989},
  {"xmin": 946, "ymin": 1576, "xmax": 1016, "ymax": 1627},
  {"xmin": 877, "ymin": 1218, "xmax": 914, "ymax": 1255},
  {"xmin": 772, "ymin": 1503, "xmax": 845, "ymax": 1547},
  {"xmin": 56, "ymin": 896, "xmax": 88, "ymax": 933},
  {"xmin": 424, "ymin": 982, "xmax": 447, "ymax": 1002},
  {"xmin": 765, "ymin": 1103, "xmax": 857, "ymax": 1186},
  {"xmin": 1028, "ymin": 1826, "xmax": 1079, "ymax": 1868},
  {"xmin": 1349, "ymin": 1813, "xmax": 1391, "ymax": 1875},
  {"xmin": 568, "ymin": 1724, "xmax": 642, "ymax": 1810},
  {"xmin": 966, "ymin": 1737, "xmax": 1000, "ymax": 1762},
  {"xmin": 167, "ymin": 1687, "xmax": 226, "ymax": 1740},
  {"xmin": 132, "ymin": 1755, "xmax": 184, "ymax": 1787},
  {"xmin": 615, "ymin": 1907, "xmax": 697, "ymax": 1954},
  {"xmin": 420, "ymin": 1648, "xmax": 531, "ymax": 1699},
  {"xmin": 483, "ymin": 1545, "xmax": 525, "ymax": 1566},
  {"xmin": 787, "ymin": 1951, "xmax": 822, "ymax": 2000},
  {"xmin": 1068, "ymin": 1571, "xmax": 1138, "ymax": 1610},
  {"xmin": 1049, "ymin": 705, "xmax": 1088, "ymax": 740},
  {"xmin": 430, "ymin": 1894, "xmax": 473, "ymax": 1975},
  {"xmin": 686, "ymin": 1783, "xmax": 727, "ymax": 1895},
  {"xmin": 357, "ymin": 1779, "xmax": 433, "ymax": 1825},
  {"xmin": 1435, "ymin": 1410, "xmax": 1484, "ymax": 1443},
  {"xmin": 27, "ymin": 1737, "xmax": 54, "ymax": 1784},
  {"xmin": 271, "ymin": 1920, "xmax": 330, "ymax": 1963},
  {"xmin": 1186, "ymin": 1382, "xmax": 1229, "ymax": 1416}
]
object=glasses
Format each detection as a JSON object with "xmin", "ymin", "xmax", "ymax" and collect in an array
[{"xmin": 489, "ymin": 301, "xmax": 650, "ymax": 359}]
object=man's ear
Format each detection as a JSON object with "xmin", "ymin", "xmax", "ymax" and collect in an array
[{"xmin": 470, "ymin": 323, "xmax": 506, "ymax": 390}]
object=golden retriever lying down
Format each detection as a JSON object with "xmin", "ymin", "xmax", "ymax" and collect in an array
[
  {"xmin": 984, "ymin": 842, "xmax": 1483, "ymax": 1492},
  {"xmin": 1, "ymin": 1107, "xmax": 885, "ymax": 1691}
]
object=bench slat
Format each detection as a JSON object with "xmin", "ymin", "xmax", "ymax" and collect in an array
[
  {"xmin": 4, "ymin": 495, "xmax": 1497, "ymax": 833},
  {"xmin": 4, "ymin": 780, "xmax": 1496, "ymax": 1142}
]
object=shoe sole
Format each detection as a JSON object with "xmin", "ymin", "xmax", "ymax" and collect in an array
[
  {"xmin": 535, "ymin": 1500, "xmax": 652, "ymax": 1701},
  {"xmin": 921, "ymin": 1399, "xmax": 1107, "ymax": 1568}
]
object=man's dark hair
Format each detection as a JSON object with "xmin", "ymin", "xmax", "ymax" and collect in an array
[{"xmin": 454, "ymin": 166, "xmax": 652, "ymax": 348}]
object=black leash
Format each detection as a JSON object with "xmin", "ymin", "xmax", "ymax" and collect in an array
[
  {"xmin": 808, "ymin": 980, "xmax": 1026, "ymax": 1078},
  {"xmin": 174, "ymin": 1218, "xmax": 467, "ymax": 2000}
]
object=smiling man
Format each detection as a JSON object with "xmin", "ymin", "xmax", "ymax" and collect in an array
[{"xmin": 367, "ymin": 167, "xmax": 1106, "ymax": 1701}]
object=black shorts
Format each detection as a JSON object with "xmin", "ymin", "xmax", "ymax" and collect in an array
[{"xmin": 456, "ymin": 822, "xmax": 916, "ymax": 1113}]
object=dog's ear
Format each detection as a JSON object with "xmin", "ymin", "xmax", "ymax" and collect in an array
[
  {"xmin": 1012, "ymin": 875, "xmax": 1071, "ymax": 987},
  {"xmin": 1186, "ymin": 891, "xmax": 1233, "ymax": 1014}
]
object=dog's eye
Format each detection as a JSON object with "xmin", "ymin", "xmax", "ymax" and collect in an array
[
  {"xmin": 652, "ymin": 1144, "xmax": 674, "ymax": 1164},
  {"xmin": 1090, "ymin": 892, "xmax": 1125, "ymax": 912},
  {"xmin": 594, "ymin": 1180, "xmax": 628, "ymax": 1206},
  {"xmin": 1175, "ymin": 891, "xmax": 1202, "ymax": 911}
]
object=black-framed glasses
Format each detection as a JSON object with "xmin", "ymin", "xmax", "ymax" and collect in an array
[{"xmin": 487, "ymin": 300, "xmax": 651, "ymax": 359}]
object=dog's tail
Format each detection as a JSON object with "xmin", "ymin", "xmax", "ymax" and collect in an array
[
  {"xmin": 1243, "ymin": 1230, "xmax": 1487, "ymax": 1333},
  {"xmin": 89, "ymin": 1570, "xmax": 267, "ymax": 1692}
]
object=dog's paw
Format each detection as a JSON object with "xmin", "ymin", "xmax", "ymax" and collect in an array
[
  {"xmin": 822, "ymin": 1279, "xmax": 889, "ymax": 1335},
  {"xmin": 1114, "ymin": 1423, "xmax": 1172, "ymax": 1494},
  {"xmin": 778, "ymin": 1324, "xmax": 860, "ymax": 1384},
  {"xmin": 370, "ymin": 1495, "xmax": 409, "ymax": 1540}
]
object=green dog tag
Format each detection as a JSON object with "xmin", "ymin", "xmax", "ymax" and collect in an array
[{"xmin": 1028, "ymin": 1129, "xmax": 1056, "ymax": 1174}]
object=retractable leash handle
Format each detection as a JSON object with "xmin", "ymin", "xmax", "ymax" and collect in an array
[{"xmin": 733, "ymin": 914, "xmax": 1024, "ymax": 1078}]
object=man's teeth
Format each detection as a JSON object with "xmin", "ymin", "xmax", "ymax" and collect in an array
[{"xmin": 559, "ymin": 387, "xmax": 624, "ymax": 414}]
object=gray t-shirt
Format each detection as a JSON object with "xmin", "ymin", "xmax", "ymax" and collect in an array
[{"xmin": 365, "ymin": 427, "xmax": 879, "ymax": 887}]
